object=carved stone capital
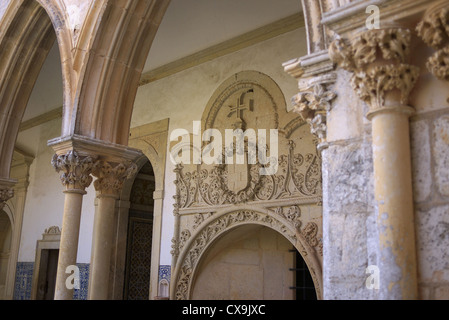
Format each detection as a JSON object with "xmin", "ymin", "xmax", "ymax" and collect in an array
[
  {"xmin": 292, "ymin": 83, "xmax": 336, "ymax": 149},
  {"xmin": 329, "ymin": 27, "xmax": 419, "ymax": 114},
  {"xmin": 416, "ymin": 2, "xmax": 449, "ymax": 81},
  {"xmin": 51, "ymin": 150, "xmax": 95, "ymax": 192},
  {"xmin": 0, "ymin": 188, "xmax": 14, "ymax": 210},
  {"xmin": 92, "ymin": 160, "xmax": 138, "ymax": 197},
  {"xmin": 284, "ymin": 51, "xmax": 337, "ymax": 150}
]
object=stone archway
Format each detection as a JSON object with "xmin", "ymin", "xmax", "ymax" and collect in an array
[{"xmin": 170, "ymin": 206, "xmax": 322, "ymax": 300}]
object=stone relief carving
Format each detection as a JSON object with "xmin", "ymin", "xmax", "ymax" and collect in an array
[
  {"xmin": 283, "ymin": 52, "xmax": 337, "ymax": 150},
  {"xmin": 173, "ymin": 209, "xmax": 298, "ymax": 300},
  {"xmin": 416, "ymin": 4, "xmax": 449, "ymax": 81},
  {"xmin": 92, "ymin": 160, "xmax": 138, "ymax": 196},
  {"xmin": 171, "ymin": 71, "xmax": 323, "ymax": 299},
  {"xmin": 51, "ymin": 150, "xmax": 95, "ymax": 191},
  {"xmin": 173, "ymin": 140, "xmax": 321, "ymax": 209},
  {"xmin": 329, "ymin": 28, "xmax": 419, "ymax": 112},
  {"xmin": 292, "ymin": 84, "xmax": 336, "ymax": 148},
  {"xmin": 44, "ymin": 226, "xmax": 61, "ymax": 234}
]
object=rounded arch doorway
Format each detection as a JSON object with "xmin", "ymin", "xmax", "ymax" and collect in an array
[{"xmin": 190, "ymin": 224, "xmax": 317, "ymax": 300}]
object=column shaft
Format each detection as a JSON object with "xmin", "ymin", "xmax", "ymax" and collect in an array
[
  {"xmin": 371, "ymin": 109, "xmax": 418, "ymax": 299},
  {"xmin": 88, "ymin": 195, "xmax": 116, "ymax": 300},
  {"xmin": 54, "ymin": 190, "xmax": 85, "ymax": 300},
  {"xmin": 88, "ymin": 159, "xmax": 137, "ymax": 299}
]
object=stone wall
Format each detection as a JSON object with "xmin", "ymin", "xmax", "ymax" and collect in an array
[{"xmin": 191, "ymin": 225, "xmax": 295, "ymax": 300}]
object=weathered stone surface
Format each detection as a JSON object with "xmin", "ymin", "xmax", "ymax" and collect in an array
[
  {"xmin": 433, "ymin": 115, "xmax": 449, "ymax": 197},
  {"xmin": 415, "ymin": 204, "xmax": 449, "ymax": 282},
  {"xmin": 325, "ymin": 140, "xmax": 373, "ymax": 213},
  {"xmin": 411, "ymin": 120, "xmax": 432, "ymax": 202},
  {"xmin": 322, "ymin": 140, "xmax": 377, "ymax": 299}
]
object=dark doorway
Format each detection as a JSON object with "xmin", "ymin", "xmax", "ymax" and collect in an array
[
  {"xmin": 123, "ymin": 160, "xmax": 155, "ymax": 300},
  {"xmin": 36, "ymin": 249, "xmax": 59, "ymax": 300}
]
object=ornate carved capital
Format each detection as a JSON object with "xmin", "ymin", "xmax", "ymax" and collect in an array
[
  {"xmin": 292, "ymin": 83, "xmax": 336, "ymax": 149},
  {"xmin": 284, "ymin": 52, "xmax": 337, "ymax": 151},
  {"xmin": 416, "ymin": 2, "xmax": 449, "ymax": 81},
  {"xmin": 51, "ymin": 150, "xmax": 95, "ymax": 192},
  {"xmin": 329, "ymin": 28, "xmax": 420, "ymax": 115},
  {"xmin": 92, "ymin": 160, "xmax": 138, "ymax": 197},
  {"xmin": 0, "ymin": 187, "xmax": 14, "ymax": 210}
]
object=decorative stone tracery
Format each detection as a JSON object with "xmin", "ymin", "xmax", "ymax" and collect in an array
[{"xmin": 170, "ymin": 71, "xmax": 323, "ymax": 300}]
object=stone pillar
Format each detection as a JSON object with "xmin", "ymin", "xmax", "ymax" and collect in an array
[
  {"xmin": 88, "ymin": 160, "xmax": 137, "ymax": 300},
  {"xmin": 51, "ymin": 150, "xmax": 95, "ymax": 300},
  {"xmin": 329, "ymin": 27, "xmax": 420, "ymax": 299}
]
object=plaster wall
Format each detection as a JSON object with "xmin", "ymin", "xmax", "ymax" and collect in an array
[{"xmin": 16, "ymin": 118, "xmax": 95, "ymax": 264}]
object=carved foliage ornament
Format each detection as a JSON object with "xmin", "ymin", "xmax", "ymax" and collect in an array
[
  {"xmin": 329, "ymin": 28, "xmax": 419, "ymax": 110},
  {"xmin": 51, "ymin": 150, "xmax": 95, "ymax": 191},
  {"xmin": 292, "ymin": 84, "xmax": 336, "ymax": 146},
  {"xmin": 173, "ymin": 140, "xmax": 321, "ymax": 209},
  {"xmin": 92, "ymin": 160, "xmax": 138, "ymax": 196},
  {"xmin": 416, "ymin": 6, "xmax": 449, "ymax": 81}
]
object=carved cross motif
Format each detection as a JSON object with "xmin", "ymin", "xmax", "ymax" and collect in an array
[{"xmin": 227, "ymin": 90, "xmax": 254, "ymax": 129}]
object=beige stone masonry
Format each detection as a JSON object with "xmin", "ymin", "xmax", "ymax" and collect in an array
[{"xmin": 329, "ymin": 26, "xmax": 419, "ymax": 299}]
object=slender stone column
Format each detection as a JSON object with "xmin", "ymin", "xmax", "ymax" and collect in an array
[
  {"xmin": 88, "ymin": 160, "xmax": 137, "ymax": 300},
  {"xmin": 51, "ymin": 150, "xmax": 95, "ymax": 300},
  {"xmin": 329, "ymin": 27, "xmax": 420, "ymax": 299}
]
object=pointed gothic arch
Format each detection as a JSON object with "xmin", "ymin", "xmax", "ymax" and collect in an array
[
  {"xmin": 0, "ymin": 0, "xmax": 76, "ymax": 183},
  {"xmin": 71, "ymin": 0, "xmax": 170, "ymax": 145}
]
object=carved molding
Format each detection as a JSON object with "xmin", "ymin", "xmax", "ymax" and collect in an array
[
  {"xmin": 92, "ymin": 160, "xmax": 138, "ymax": 197},
  {"xmin": 172, "ymin": 208, "xmax": 323, "ymax": 300},
  {"xmin": 329, "ymin": 28, "xmax": 419, "ymax": 113},
  {"xmin": 173, "ymin": 209, "xmax": 298, "ymax": 300},
  {"xmin": 51, "ymin": 150, "xmax": 95, "ymax": 192},
  {"xmin": 416, "ymin": 3, "xmax": 449, "ymax": 81}
]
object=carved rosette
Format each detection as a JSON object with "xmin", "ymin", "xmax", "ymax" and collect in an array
[
  {"xmin": 416, "ymin": 4, "xmax": 449, "ymax": 81},
  {"xmin": 292, "ymin": 83, "xmax": 336, "ymax": 148},
  {"xmin": 51, "ymin": 150, "xmax": 95, "ymax": 192},
  {"xmin": 92, "ymin": 160, "xmax": 138, "ymax": 197},
  {"xmin": 329, "ymin": 28, "xmax": 420, "ymax": 115}
]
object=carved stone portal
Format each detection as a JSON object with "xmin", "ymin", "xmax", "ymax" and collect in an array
[{"xmin": 170, "ymin": 71, "xmax": 323, "ymax": 300}]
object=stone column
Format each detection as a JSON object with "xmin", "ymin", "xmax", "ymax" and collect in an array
[
  {"xmin": 88, "ymin": 160, "xmax": 137, "ymax": 300},
  {"xmin": 329, "ymin": 27, "xmax": 420, "ymax": 299},
  {"xmin": 51, "ymin": 150, "xmax": 95, "ymax": 300}
]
